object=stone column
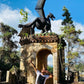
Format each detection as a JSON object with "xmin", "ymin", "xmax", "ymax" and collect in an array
[
  {"xmin": 20, "ymin": 58, "xmax": 25, "ymax": 71},
  {"xmin": 74, "ymin": 72, "xmax": 78, "ymax": 83},
  {"xmin": 6, "ymin": 71, "xmax": 10, "ymax": 83},
  {"xmin": 52, "ymin": 44, "xmax": 59, "ymax": 84},
  {"xmin": 0, "ymin": 70, "xmax": 1, "ymax": 82}
]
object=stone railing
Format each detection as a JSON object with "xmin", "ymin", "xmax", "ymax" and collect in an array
[{"xmin": 0, "ymin": 71, "xmax": 10, "ymax": 84}]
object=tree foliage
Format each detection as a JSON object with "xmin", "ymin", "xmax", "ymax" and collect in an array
[
  {"xmin": 61, "ymin": 6, "xmax": 84, "ymax": 72},
  {"xmin": 47, "ymin": 66, "xmax": 53, "ymax": 74},
  {"xmin": 19, "ymin": 9, "xmax": 28, "ymax": 23},
  {"xmin": 75, "ymin": 62, "xmax": 84, "ymax": 72},
  {"xmin": 0, "ymin": 23, "xmax": 20, "ymax": 71}
]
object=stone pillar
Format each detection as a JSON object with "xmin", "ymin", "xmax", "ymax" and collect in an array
[
  {"xmin": 52, "ymin": 44, "xmax": 59, "ymax": 84},
  {"xmin": 6, "ymin": 71, "xmax": 10, "ymax": 83},
  {"xmin": 74, "ymin": 72, "xmax": 78, "ymax": 84},
  {"xmin": 20, "ymin": 58, "xmax": 25, "ymax": 71},
  {"xmin": 27, "ymin": 60, "xmax": 36, "ymax": 84},
  {"xmin": 0, "ymin": 70, "xmax": 1, "ymax": 82}
]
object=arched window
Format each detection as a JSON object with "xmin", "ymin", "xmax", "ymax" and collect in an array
[{"xmin": 47, "ymin": 54, "xmax": 53, "ymax": 74}]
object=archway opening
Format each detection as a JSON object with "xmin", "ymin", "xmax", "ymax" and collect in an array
[
  {"xmin": 36, "ymin": 48, "xmax": 52, "ymax": 71},
  {"xmin": 36, "ymin": 48, "xmax": 53, "ymax": 84},
  {"xmin": 47, "ymin": 54, "xmax": 53, "ymax": 74}
]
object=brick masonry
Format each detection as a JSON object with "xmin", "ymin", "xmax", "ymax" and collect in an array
[{"xmin": 20, "ymin": 42, "xmax": 65, "ymax": 84}]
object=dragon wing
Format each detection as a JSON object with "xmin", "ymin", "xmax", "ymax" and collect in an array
[{"xmin": 35, "ymin": 0, "xmax": 46, "ymax": 18}]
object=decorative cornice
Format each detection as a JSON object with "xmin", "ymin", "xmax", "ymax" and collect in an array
[
  {"xmin": 19, "ymin": 34, "xmax": 59, "ymax": 45},
  {"xmin": 19, "ymin": 33, "xmax": 66, "ymax": 47}
]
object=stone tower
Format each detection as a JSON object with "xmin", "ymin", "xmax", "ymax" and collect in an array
[{"xmin": 19, "ymin": 33, "xmax": 66, "ymax": 84}]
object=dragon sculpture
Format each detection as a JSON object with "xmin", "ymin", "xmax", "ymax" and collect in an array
[{"xmin": 18, "ymin": 0, "xmax": 55, "ymax": 34}]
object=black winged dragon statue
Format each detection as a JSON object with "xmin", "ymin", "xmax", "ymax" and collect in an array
[{"xmin": 18, "ymin": 0, "xmax": 55, "ymax": 34}]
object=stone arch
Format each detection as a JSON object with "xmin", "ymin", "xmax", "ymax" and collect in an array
[
  {"xmin": 36, "ymin": 48, "xmax": 53, "ymax": 84},
  {"xmin": 36, "ymin": 48, "xmax": 52, "ymax": 71},
  {"xmin": 20, "ymin": 43, "xmax": 65, "ymax": 84}
]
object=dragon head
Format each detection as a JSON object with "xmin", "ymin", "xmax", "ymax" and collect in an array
[{"xmin": 48, "ymin": 13, "xmax": 55, "ymax": 20}]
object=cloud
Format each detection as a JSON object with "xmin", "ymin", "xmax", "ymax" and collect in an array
[
  {"xmin": 1, "ymin": 3, "xmax": 83, "ymax": 38},
  {"xmin": 51, "ymin": 20, "xmax": 84, "ymax": 39},
  {"xmin": 74, "ymin": 22, "xmax": 84, "ymax": 39},
  {"xmin": 0, "ymin": 4, "xmax": 36, "ymax": 47},
  {"xmin": 0, "ymin": 4, "xmax": 21, "ymax": 32},
  {"xmin": 0, "ymin": 4, "xmax": 36, "ymax": 33},
  {"xmin": 51, "ymin": 19, "xmax": 63, "ymax": 34}
]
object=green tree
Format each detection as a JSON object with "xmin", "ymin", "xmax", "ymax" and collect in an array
[
  {"xmin": 0, "ymin": 23, "xmax": 20, "ymax": 71},
  {"xmin": 61, "ymin": 6, "xmax": 84, "ymax": 78},
  {"xmin": 47, "ymin": 66, "xmax": 53, "ymax": 74},
  {"xmin": 75, "ymin": 62, "xmax": 84, "ymax": 72}
]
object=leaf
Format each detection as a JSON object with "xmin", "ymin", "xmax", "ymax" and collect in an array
[
  {"xmin": 20, "ymin": 9, "xmax": 24, "ymax": 15},
  {"xmin": 19, "ymin": 9, "xmax": 28, "ymax": 23}
]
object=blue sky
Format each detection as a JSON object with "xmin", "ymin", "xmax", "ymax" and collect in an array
[
  {"xmin": 0, "ymin": 0, "xmax": 83, "ymax": 42},
  {"xmin": 0, "ymin": 0, "xmax": 84, "ymax": 24},
  {"xmin": 0, "ymin": 0, "xmax": 84, "ymax": 66}
]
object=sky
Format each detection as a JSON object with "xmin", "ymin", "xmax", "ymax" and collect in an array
[
  {"xmin": 0, "ymin": 0, "xmax": 84, "ymax": 24},
  {"xmin": 0, "ymin": 0, "xmax": 84, "ymax": 66},
  {"xmin": 0, "ymin": 0, "xmax": 84, "ymax": 35}
]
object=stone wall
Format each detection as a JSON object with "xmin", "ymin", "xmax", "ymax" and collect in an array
[{"xmin": 20, "ymin": 43, "xmax": 65, "ymax": 84}]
